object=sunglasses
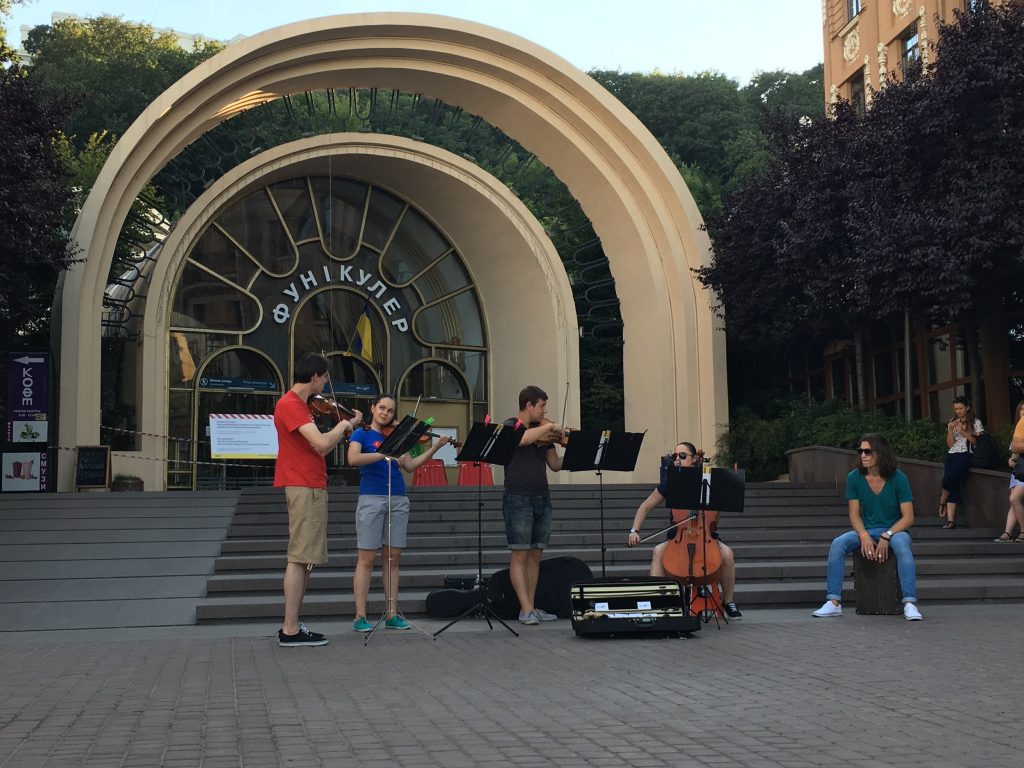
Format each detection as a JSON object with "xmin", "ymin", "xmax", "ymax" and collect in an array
[
  {"xmin": 670, "ymin": 452, "xmax": 694, "ymax": 460},
  {"xmin": 857, "ymin": 448, "xmax": 875, "ymax": 455}
]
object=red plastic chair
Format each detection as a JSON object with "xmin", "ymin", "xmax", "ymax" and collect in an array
[
  {"xmin": 457, "ymin": 461, "xmax": 493, "ymax": 486},
  {"xmin": 412, "ymin": 459, "xmax": 448, "ymax": 487}
]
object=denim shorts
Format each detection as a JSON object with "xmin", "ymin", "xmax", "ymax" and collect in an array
[{"xmin": 502, "ymin": 492, "xmax": 552, "ymax": 550}]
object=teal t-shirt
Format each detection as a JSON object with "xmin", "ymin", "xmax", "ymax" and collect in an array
[{"xmin": 845, "ymin": 469, "xmax": 912, "ymax": 529}]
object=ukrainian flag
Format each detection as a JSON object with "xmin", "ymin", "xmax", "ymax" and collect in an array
[{"xmin": 351, "ymin": 302, "xmax": 373, "ymax": 362}]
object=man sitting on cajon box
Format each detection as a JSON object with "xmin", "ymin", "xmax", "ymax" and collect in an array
[{"xmin": 812, "ymin": 432, "xmax": 923, "ymax": 621}]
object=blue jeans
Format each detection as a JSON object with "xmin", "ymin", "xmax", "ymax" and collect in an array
[{"xmin": 825, "ymin": 528, "xmax": 917, "ymax": 603}]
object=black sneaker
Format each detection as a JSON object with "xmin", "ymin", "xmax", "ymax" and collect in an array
[
  {"xmin": 298, "ymin": 622, "xmax": 325, "ymax": 641},
  {"xmin": 278, "ymin": 627, "xmax": 328, "ymax": 647},
  {"xmin": 723, "ymin": 602, "xmax": 743, "ymax": 619}
]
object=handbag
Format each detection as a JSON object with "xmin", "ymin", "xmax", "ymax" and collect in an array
[{"xmin": 970, "ymin": 432, "xmax": 1001, "ymax": 469}]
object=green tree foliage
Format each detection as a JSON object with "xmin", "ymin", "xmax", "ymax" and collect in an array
[
  {"xmin": 24, "ymin": 15, "xmax": 223, "ymax": 146},
  {"xmin": 716, "ymin": 398, "xmax": 949, "ymax": 481},
  {"xmin": 61, "ymin": 130, "xmax": 163, "ymax": 277},
  {"xmin": 590, "ymin": 66, "xmax": 825, "ymax": 219},
  {"xmin": 590, "ymin": 70, "xmax": 754, "ymax": 198},
  {"xmin": 742, "ymin": 64, "xmax": 825, "ymax": 123},
  {"xmin": 0, "ymin": 63, "xmax": 80, "ymax": 343},
  {"xmin": 699, "ymin": 2, "xmax": 1024, "ymax": 414},
  {"xmin": 3, "ymin": 15, "xmax": 223, "ymax": 343}
]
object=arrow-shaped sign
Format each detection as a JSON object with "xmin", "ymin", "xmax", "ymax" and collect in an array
[{"xmin": 13, "ymin": 356, "xmax": 44, "ymax": 365}]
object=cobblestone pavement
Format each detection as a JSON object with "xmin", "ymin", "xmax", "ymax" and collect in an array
[{"xmin": 1, "ymin": 604, "xmax": 1022, "ymax": 767}]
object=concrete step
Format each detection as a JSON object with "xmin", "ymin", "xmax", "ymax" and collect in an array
[
  {"xmin": 0, "ymin": 491, "xmax": 239, "ymax": 631},
  {"xmin": 4, "ymin": 484, "xmax": 1019, "ymax": 630},
  {"xmin": 202, "ymin": 554, "xmax": 1024, "ymax": 595},
  {"xmin": 194, "ymin": 573, "xmax": 1024, "ymax": 622},
  {"xmin": 210, "ymin": 535, "xmax": 1021, "ymax": 571},
  {"xmin": 198, "ymin": 478, "xmax": 1024, "ymax": 623}
]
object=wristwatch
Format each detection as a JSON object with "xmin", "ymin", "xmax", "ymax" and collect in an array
[
  {"xmin": 882, "ymin": 530, "xmax": 893, "ymax": 541},
  {"xmin": 629, "ymin": 528, "xmax": 638, "ymax": 534}
]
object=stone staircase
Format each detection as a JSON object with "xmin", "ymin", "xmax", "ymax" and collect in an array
[
  {"xmin": 0, "ymin": 491, "xmax": 238, "ymax": 631},
  {"xmin": 2, "ymin": 484, "xmax": 1021, "ymax": 630},
  {"xmin": 194, "ymin": 482, "xmax": 1024, "ymax": 622}
]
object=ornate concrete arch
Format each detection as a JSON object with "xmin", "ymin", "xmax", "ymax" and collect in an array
[{"xmin": 56, "ymin": 13, "xmax": 726, "ymax": 489}]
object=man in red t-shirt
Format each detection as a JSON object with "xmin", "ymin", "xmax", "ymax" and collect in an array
[{"xmin": 274, "ymin": 353, "xmax": 361, "ymax": 647}]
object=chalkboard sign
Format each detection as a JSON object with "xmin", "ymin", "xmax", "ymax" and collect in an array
[{"xmin": 74, "ymin": 445, "xmax": 111, "ymax": 491}]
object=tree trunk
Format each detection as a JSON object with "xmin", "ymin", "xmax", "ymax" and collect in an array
[
  {"xmin": 904, "ymin": 308, "xmax": 913, "ymax": 423},
  {"xmin": 853, "ymin": 324, "xmax": 867, "ymax": 410},
  {"xmin": 959, "ymin": 311, "xmax": 983, "ymax": 420}
]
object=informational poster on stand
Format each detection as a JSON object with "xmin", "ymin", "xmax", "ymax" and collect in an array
[
  {"xmin": 209, "ymin": 414, "xmax": 278, "ymax": 459},
  {"xmin": 2, "ymin": 451, "xmax": 47, "ymax": 492},
  {"xmin": 6, "ymin": 352, "xmax": 49, "ymax": 449}
]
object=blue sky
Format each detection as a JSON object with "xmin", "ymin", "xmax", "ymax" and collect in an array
[{"xmin": 5, "ymin": 1, "xmax": 824, "ymax": 85}]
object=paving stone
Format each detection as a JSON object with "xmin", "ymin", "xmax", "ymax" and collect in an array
[{"xmin": 1, "ymin": 606, "xmax": 1024, "ymax": 766}]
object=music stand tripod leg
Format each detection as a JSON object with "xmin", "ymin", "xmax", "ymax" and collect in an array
[
  {"xmin": 365, "ymin": 456, "xmax": 434, "ymax": 645},
  {"xmin": 434, "ymin": 460, "xmax": 519, "ymax": 638}
]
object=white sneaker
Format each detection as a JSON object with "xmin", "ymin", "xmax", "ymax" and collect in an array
[
  {"xmin": 903, "ymin": 602, "xmax": 923, "ymax": 621},
  {"xmin": 812, "ymin": 601, "xmax": 842, "ymax": 617}
]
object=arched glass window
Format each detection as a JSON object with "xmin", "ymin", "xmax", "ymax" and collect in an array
[{"xmin": 167, "ymin": 175, "xmax": 487, "ymax": 488}]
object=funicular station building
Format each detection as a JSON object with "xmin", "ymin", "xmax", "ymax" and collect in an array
[{"xmin": 53, "ymin": 14, "xmax": 726, "ymax": 491}]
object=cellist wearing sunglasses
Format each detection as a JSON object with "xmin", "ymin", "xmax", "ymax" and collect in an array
[{"xmin": 626, "ymin": 441, "xmax": 743, "ymax": 620}]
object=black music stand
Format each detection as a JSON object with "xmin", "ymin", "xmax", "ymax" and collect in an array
[
  {"xmin": 364, "ymin": 415, "xmax": 432, "ymax": 645},
  {"xmin": 663, "ymin": 465, "xmax": 746, "ymax": 625},
  {"xmin": 561, "ymin": 429, "xmax": 645, "ymax": 576},
  {"xmin": 433, "ymin": 421, "xmax": 521, "ymax": 638}
]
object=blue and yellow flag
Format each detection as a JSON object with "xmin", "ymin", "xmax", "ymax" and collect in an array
[{"xmin": 351, "ymin": 302, "xmax": 373, "ymax": 362}]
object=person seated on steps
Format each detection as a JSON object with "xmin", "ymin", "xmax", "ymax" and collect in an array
[{"xmin": 812, "ymin": 432, "xmax": 922, "ymax": 621}]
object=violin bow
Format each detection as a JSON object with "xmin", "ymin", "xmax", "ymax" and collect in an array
[
  {"xmin": 319, "ymin": 348, "xmax": 351, "ymax": 430},
  {"xmin": 635, "ymin": 514, "xmax": 696, "ymax": 545}
]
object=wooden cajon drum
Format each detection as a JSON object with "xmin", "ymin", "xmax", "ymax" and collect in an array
[{"xmin": 853, "ymin": 551, "xmax": 903, "ymax": 615}]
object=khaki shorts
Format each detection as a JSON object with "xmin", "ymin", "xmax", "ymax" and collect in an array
[{"xmin": 285, "ymin": 486, "xmax": 328, "ymax": 566}]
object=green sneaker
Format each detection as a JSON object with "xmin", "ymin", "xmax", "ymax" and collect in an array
[
  {"xmin": 384, "ymin": 615, "xmax": 411, "ymax": 630},
  {"xmin": 352, "ymin": 616, "xmax": 372, "ymax": 633}
]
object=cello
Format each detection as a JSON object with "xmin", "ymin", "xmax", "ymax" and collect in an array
[{"xmin": 660, "ymin": 449, "xmax": 725, "ymax": 618}]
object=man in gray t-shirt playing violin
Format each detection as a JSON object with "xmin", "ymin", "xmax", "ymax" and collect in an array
[{"xmin": 502, "ymin": 385, "xmax": 565, "ymax": 625}]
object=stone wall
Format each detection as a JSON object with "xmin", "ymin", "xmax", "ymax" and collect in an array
[{"xmin": 787, "ymin": 446, "xmax": 1009, "ymax": 530}]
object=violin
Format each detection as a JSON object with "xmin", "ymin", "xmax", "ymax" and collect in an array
[
  {"xmin": 533, "ymin": 418, "xmax": 574, "ymax": 447},
  {"xmin": 308, "ymin": 394, "xmax": 357, "ymax": 423},
  {"xmin": 373, "ymin": 420, "xmax": 462, "ymax": 448},
  {"xmin": 660, "ymin": 449, "xmax": 723, "ymax": 586}
]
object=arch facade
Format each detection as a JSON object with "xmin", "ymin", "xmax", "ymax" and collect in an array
[{"xmin": 56, "ymin": 13, "xmax": 726, "ymax": 489}]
